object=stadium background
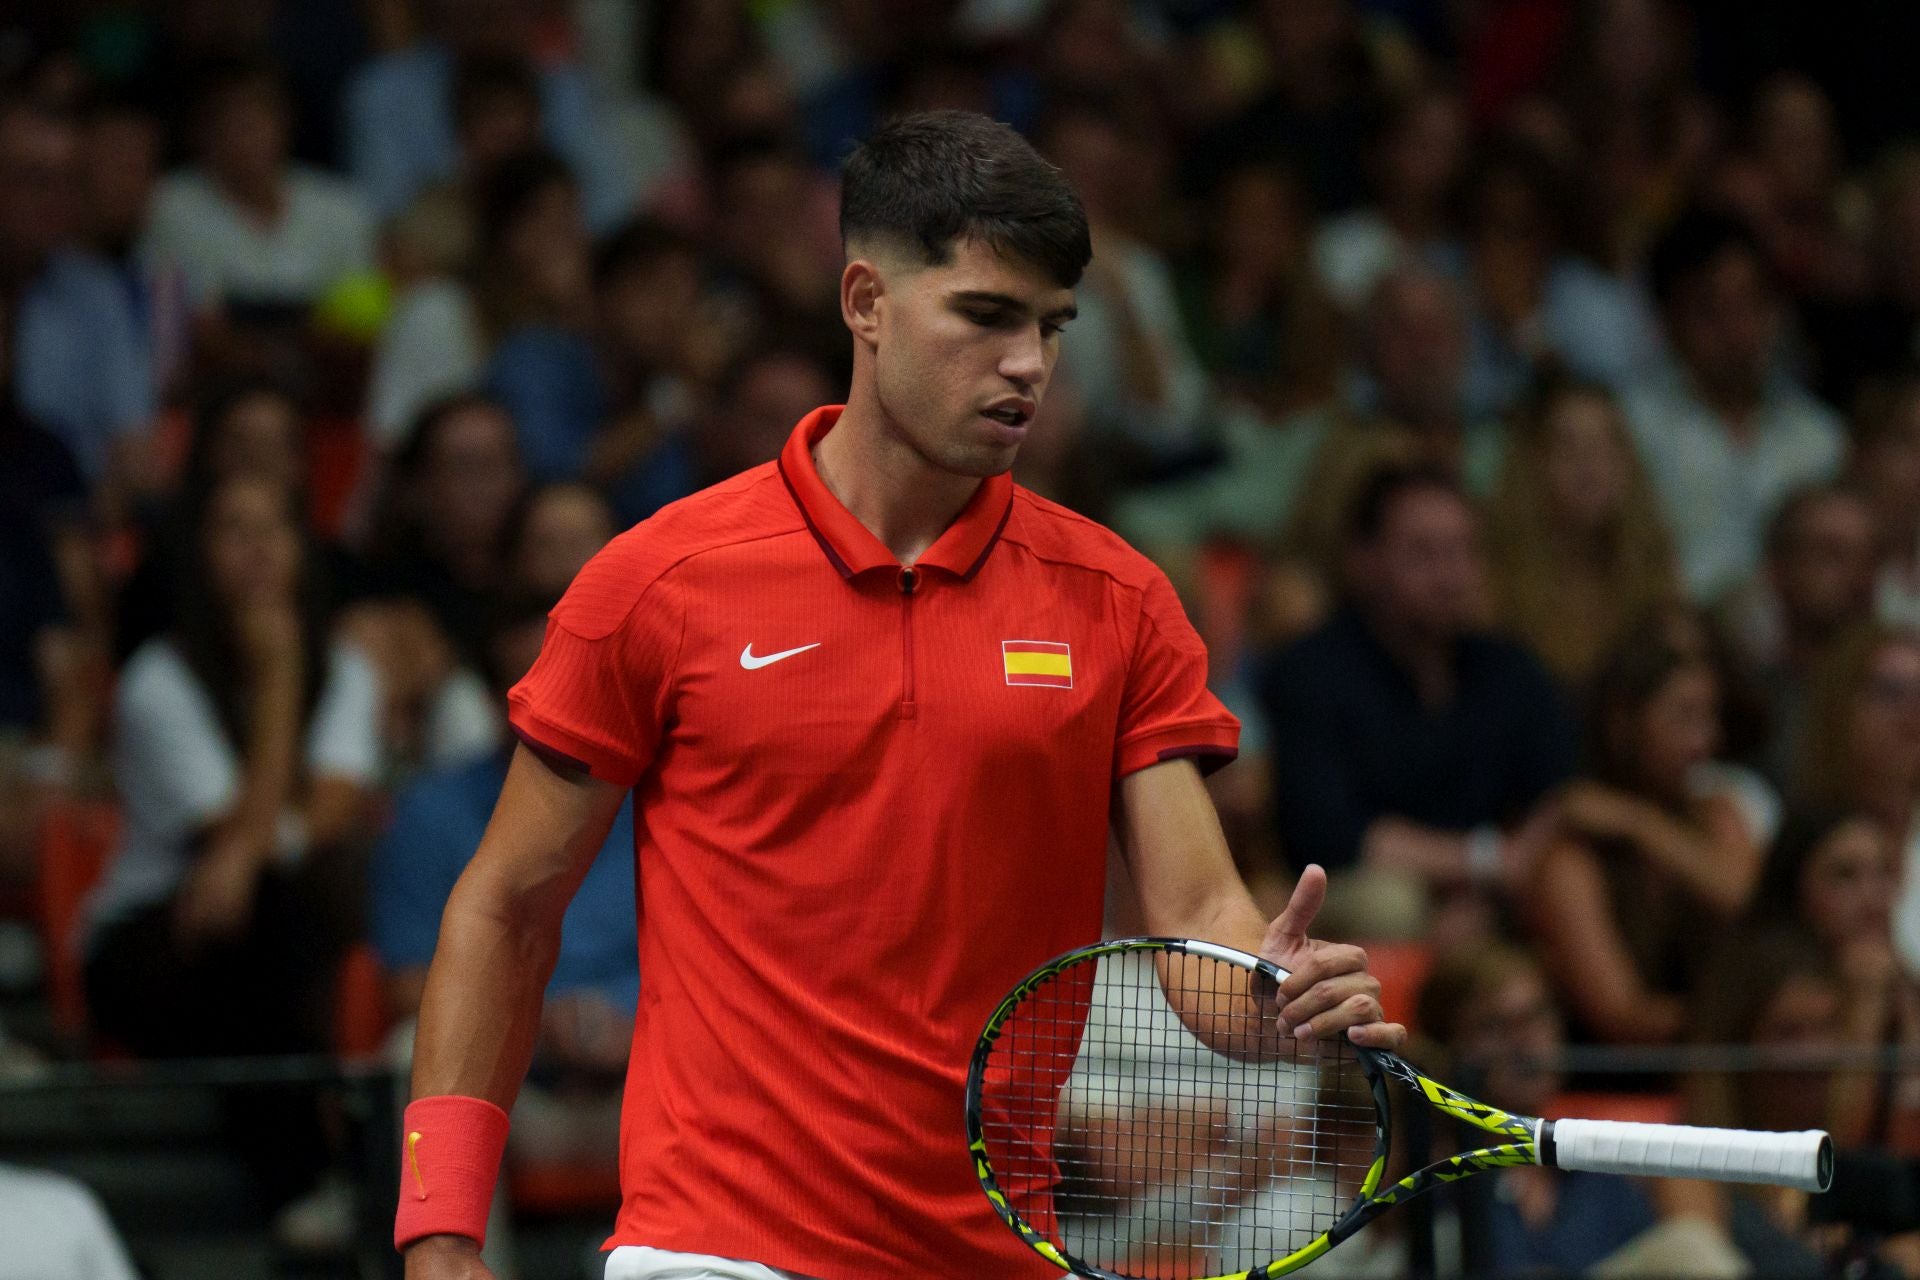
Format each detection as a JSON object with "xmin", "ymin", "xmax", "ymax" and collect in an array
[{"xmin": 2, "ymin": 0, "xmax": 1920, "ymax": 1276}]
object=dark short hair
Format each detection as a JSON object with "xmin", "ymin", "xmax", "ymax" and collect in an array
[
  {"xmin": 839, "ymin": 109, "xmax": 1090, "ymax": 288},
  {"xmin": 1648, "ymin": 206, "xmax": 1768, "ymax": 309},
  {"xmin": 452, "ymin": 52, "xmax": 542, "ymax": 130},
  {"xmin": 477, "ymin": 147, "xmax": 576, "ymax": 251},
  {"xmin": 594, "ymin": 215, "xmax": 701, "ymax": 290},
  {"xmin": 1344, "ymin": 462, "xmax": 1468, "ymax": 548}
]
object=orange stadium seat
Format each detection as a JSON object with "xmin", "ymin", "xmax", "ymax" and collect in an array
[
  {"xmin": 37, "ymin": 799, "xmax": 120, "ymax": 1037},
  {"xmin": 1544, "ymin": 1091, "xmax": 1684, "ymax": 1126},
  {"xmin": 1354, "ymin": 939, "xmax": 1433, "ymax": 1033}
]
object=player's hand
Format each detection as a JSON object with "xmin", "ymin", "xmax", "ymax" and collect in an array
[
  {"xmin": 1260, "ymin": 865, "xmax": 1407, "ymax": 1051},
  {"xmin": 404, "ymin": 1235, "xmax": 493, "ymax": 1279}
]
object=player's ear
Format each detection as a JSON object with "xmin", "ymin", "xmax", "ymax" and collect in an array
[{"xmin": 841, "ymin": 258, "xmax": 884, "ymax": 349}]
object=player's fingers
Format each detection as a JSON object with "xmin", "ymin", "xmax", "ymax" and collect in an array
[
  {"xmin": 1274, "ymin": 943, "xmax": 1369, "ymax": 1000},
  {"xmin": 1294, "ymin": 991, "xmax": 1385, "ymax": 1042},
  {"xmin": 1347, "ymin": 1019, "xmax": 1409, "ymax": 1051},
  {"xmin": 1263, "ymin": 864, "xmax": 1328, "ymax": 950},
  {"xmin": 1279, "ymin": 973, "xmax": 1379, "ymax": 1031}
]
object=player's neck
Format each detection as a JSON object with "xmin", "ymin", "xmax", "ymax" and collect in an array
[{"xmin": 816, "ymin": 389, "xmax": 985, "ymax": 567}]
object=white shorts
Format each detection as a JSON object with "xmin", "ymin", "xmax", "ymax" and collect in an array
[{"xmin": 603, "ymin": 1245, "xmax": 819, "ymax": 1280}]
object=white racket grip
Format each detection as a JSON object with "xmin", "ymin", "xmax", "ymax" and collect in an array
[{"xmin": 1548, "ymin": 1119, "xmax": 1832, "ymax": 1192}]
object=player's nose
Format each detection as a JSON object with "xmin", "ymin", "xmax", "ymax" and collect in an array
[{"xmin": 999, "ymin": 327, "xmax": 1047, "ymax": 386}]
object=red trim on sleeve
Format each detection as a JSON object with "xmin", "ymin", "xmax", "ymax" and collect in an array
[{"xmin": 505, "ymin": 702, "xmax": 645, "ymax": 789}]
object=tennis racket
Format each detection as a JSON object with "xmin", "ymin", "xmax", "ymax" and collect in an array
[{"xmin": 965, "ymin": 936, "xmax": 1833, "ymax": 1280}]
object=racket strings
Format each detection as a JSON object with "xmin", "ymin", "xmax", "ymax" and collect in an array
[{"xmin": 977, "ymin": 951, "xmax": 1378, "ymax": 1279}]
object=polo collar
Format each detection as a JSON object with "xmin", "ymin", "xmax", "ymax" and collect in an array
[{"xmin": 776, "ymin": 405, "xmax": 1014, "ymax": 581}]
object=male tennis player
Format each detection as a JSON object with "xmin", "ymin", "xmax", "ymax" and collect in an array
[{"xmin": 399, "ymin": 110, "xmax": 1407, "ymax": 1280}]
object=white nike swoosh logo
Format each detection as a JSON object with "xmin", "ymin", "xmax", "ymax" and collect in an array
[{"xmin": 740, "ymin": 642, "xmax": 822, "ymax": 670}]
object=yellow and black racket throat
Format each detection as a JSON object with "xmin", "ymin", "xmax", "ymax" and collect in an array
[{"xmin": 966, "ymin": 937, "xmax": 1832, "ymax": 1280}]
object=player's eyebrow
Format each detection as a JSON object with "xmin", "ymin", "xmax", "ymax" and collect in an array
[{"xmin": 950, "ymin": 290, "xmax": 1078, "ymax": 324}]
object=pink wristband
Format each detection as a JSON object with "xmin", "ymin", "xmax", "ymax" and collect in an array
[{"xmin": 393, "ymin": 1095, "xmax": 512, "ymax": 1251}]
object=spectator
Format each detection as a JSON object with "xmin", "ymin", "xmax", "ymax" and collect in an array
[
  {"xmin": 1440, "ymin": 137, "xmax": 1661, "ymax": 417},
  {"xmin": 1623, "ymin": 207, "xmax": 1845, "ymax": 602},
  {"xmin": 1039, "ymin": 93, "xmax": 1212, "ymax": 461},
  {"xmin": 1254, "ymin": 465, "xmax": 1576, "ymax": 939},
  {"xmin": 586, "ymin": 218, "xmax": 734, "ymax": 523},
  {"xmin": 1191, "ymin": 0, "xmax": 1378, "ymax": 215},
  {"xmin": 76, "ymin": 94, "xmax": 189, "ymax": 400},
  {"xmin": 0, "ymin": 96, "xmax": 155, "ymax": 496},
  {"xmin": 79, "ymin": 472, "xmax": 379, "ymax": 1224},
  {"xmin": 1487, "ymin": 377, "xmax": 1678, "ymax": 688},
  {"xmin": 1711, "ymin": 73, "xmax": 1868, "ymax": 308},
  {"xmin": 691, "ymin": 343, "xmax": 839, "ymax": 490},
  {"xmin": 0, "ymin": 1164, "xmax": 139, "ymax": 1280},
  {"xmin": 1802, "ymin": 147, "xmax": 1920, "ymax": 411},
  {"xmin": 142, "ymin": 56, "xmax": 376, "ymax": 311},
  {"xmin": 371, "ymin": 589, "xmax": 635, "ymax": 1179},
  {"xmin": 112, "ymin": 376, "xmax": 362, "ymax": 666},
  {"xmin": 1172, "ymin": 161, "xmax": 1342, "ymax": 416},
  {"xmin": 1792, "ymin": 625, "xmax": 1920, "ymax": 978},
  {"xmin": 1526, "ymin": 622, "xmax": 1760, "ymax": 1049},
  {"xmin": 368, "ymin": 149, "xmax": 591, "ymax": 461},
  {"xmin": 83, "ymin": 469, "xmax": 379, "ymax": 1051},
  {"xmin": 1721, "ymin": 483, "xmax": 1878, "ymax": 789},
  {"xmin": 1312, "ymin": 87, "xmax": 1467, "ymax": 315},
  {"xmin": 343, "ymin": 0, "xmax": 638, "ymax": 230},
  {"xmin": 706, "ymin": 132, "xmax": 855, "ymax": 327},
  {"xmin": 503, "ymin": 482, "xmax": 616, "ymax": 603},
  {"xmin": 363, "ymin": 393, "xmax": 527, "ymax": 669},
  {"xmin": 384, "ymin": 52, "xmax": 545, "ymax": 286},
  {"xmin": 1283, "ymin": 266, "xmax": 1508, "ymax": 570},
  {"xmin": 1683, "ymin": 925, "xmax": 1852, "ymax": 1277},
  {"xmin": 1851, "ymin": 374, "xmax": 1920, "ymax": 631},
  {"xmin": 1413, "ymin": 942, "xmax": 1741, "ymax": 1277},
  {"xmin": 1747, "ymin": 810, "xmax": 1920, "ymax": 1150},
  {"xmin": 0, "ymin": 371, "xmax": 94, "ymax": 880}
]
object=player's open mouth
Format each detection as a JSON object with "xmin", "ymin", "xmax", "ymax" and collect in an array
[{"xmin": 981, "ymin": 401, "xmax": 1034, "ymax": 431}]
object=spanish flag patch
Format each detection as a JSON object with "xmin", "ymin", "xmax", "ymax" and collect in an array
[{"xmin": 1003, "ymin": 640, "xmax": 1073, "ymax": 688}]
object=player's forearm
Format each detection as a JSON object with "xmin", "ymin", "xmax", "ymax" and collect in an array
[{"xmin": 409, "ymin": 873, "xmax": 567, "ymax": 1108}]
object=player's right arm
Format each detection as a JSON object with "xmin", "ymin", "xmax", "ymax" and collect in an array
[{"xmin": 403, "ymin": 743, "xmax": 627, "ymax": 1279}]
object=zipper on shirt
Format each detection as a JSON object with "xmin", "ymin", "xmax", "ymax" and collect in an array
[{"xmin": 898, "ymin": 566, "xmax": 918, "ymax": 719}]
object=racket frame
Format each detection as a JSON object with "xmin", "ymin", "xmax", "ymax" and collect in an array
[{"xmin": 965, "ymin": 936, "xmax": 1556, "ymax": 1280}]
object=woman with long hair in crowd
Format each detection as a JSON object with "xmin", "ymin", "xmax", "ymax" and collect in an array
[
  {"xmin": 1525, "ymin": 621, "xmax": 1761, "ymax": 1049},
  {"xmin": 1746, "ymin": 808, "xmax": 1920, "ymax": 1150},
  {"xmin": 1487, "ymin": 376, "xmax": 1678, "ymax": 688},
  {"xmin": 80, "ymin": 471, "xmax": 381, "ymax": 1220},
  {"xmin": 1793, "ymin": 623, "xmax": 1920, "ymax": 980}
]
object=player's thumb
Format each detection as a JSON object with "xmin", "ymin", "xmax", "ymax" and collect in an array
[{"xmin": 1265, "ymin": 864, "xmax": 1328, "ymax": 950}]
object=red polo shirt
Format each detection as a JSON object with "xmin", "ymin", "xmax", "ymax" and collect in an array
[{"xmin": 507, "ymin": 406, "xmax": 1239, "ymax": 1277}]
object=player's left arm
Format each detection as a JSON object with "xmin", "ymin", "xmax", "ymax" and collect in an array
[{"xmin": 1116, "ymin": 757, "xmax": 1406, "ymax": 1050}]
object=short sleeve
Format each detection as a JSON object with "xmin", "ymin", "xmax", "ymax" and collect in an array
[
  {"xmin": 1113, "ymin": 569, "xmax": 1240, "ymax": 778},
  {"xmin": 507, "ymin": 565, "xmax": 683, "ymax": 788},
  {"xmin": 111, "ymin": 643, "xmax": 237, "ymax": 844},
  {"xmin": 307, "ymin": 644, "xmax": 383, "ymax": 783}
]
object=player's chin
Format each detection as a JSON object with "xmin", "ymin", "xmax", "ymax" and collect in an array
[{"xmin": 941, "ymin": 439, "xmax": 1021, "ymax": 479}]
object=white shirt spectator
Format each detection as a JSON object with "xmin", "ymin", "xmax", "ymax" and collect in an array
[
  {"xmin": 0, "ymin": 1164, "xmax": 139, "ymax": 1280},
  {"xmin": 1313, "ymin": 211, "xmax": 1422, "ymax": 314},
  {"xmin": 1623, "ymin": 361, "xmax": 1844, "ymax": 602},
  {"xmin": 1059, "ymin": 237, "xmax": 1212, "ymax": 451},
  {"xmin": 143, "ymin": 167, "xmax": 376, "ymax": 307},
  {"xmin": 366, "ymin": 279, "xmax": 485, "ymax": 449},
  {"xmin": 81, "ymin": 639, "xmax": 381, "ymax": 945}
]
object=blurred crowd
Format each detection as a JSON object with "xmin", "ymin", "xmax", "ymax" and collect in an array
[{"xmin": 3, "ymin": 0, "xmax": 1920, "ymax": 1274}]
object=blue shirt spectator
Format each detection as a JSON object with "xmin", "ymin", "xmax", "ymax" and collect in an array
[
  {"xmin": 371, "ymin": 749, "xmax": 638, "ymax": 1013},
  {"xmin": 344, "ymin": 44, "xmax": 634, "ymax": 232},
  {"xmin": 15, "ymin": 249, "xmax": 155, "ymax": 484}
]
